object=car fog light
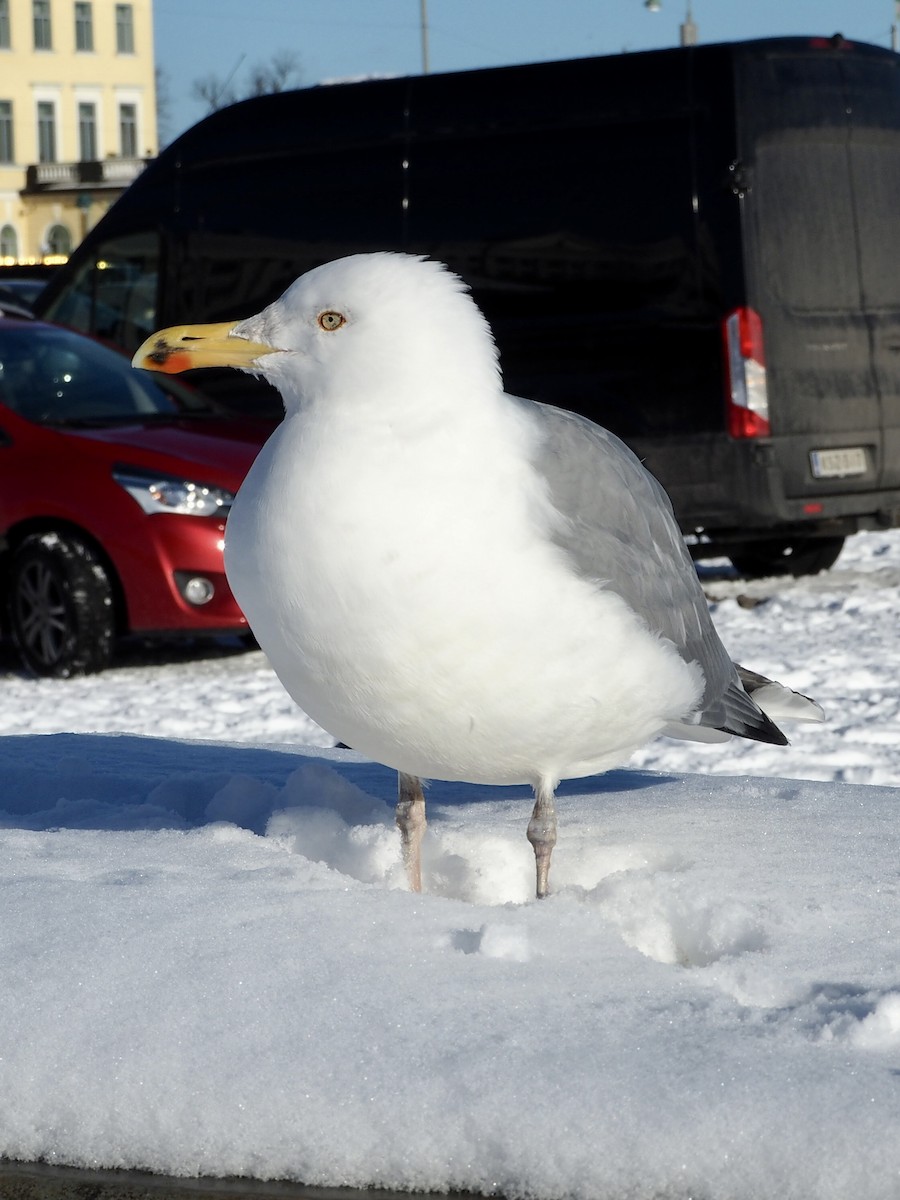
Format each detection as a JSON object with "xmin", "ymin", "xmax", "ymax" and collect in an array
[{"xmin": 182, "ymin": 575, "xmax": 215, "ymax": 606}]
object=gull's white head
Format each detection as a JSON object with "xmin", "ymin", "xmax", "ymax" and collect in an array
[{"xmin": 133, "ymin": 253, "xmax": 502, "ymax": 413}]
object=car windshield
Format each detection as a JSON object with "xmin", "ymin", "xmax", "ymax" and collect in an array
[{"xmin": 0, "ymin": 322, "xmax": 220, "ymax": 426}]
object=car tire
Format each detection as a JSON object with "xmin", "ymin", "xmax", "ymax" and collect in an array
[
  {"xmin": 729, "ymin": 535, "xmax": 845, "ymax": 579},
  {"xmin": 7, "ymin": 532, "xmax": 115, "ymax": 677}
]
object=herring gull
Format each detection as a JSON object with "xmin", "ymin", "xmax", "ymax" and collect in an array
[{"xmin": 133, "ymin": 253, "xmax": 822, "ymax": 898}]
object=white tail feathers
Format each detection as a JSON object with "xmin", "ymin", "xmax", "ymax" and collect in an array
[
  {"xmin": 748, "ymin": 681, "xmax": 824, "ymax": 725},
  {"xmin": 660, "ymin": 721, "xmax": 732, "ymax": 744}
]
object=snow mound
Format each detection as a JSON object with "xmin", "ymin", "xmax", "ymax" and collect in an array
[{"xmin": 1, "ymin": 733, "xmax": 899, "ymax": 1199}]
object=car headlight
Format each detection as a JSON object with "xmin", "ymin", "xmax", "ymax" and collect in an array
[{"xmin": 113, "ymin": 465, "xmax": 234, "ymax": 517}]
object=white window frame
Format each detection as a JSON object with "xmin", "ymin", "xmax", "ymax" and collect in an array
[
  {"xmin": 74, "ymin": 86, "xmax": 103, "ymax": 160},
  {"xmin": 75, "ymin": 1, "xmax": 94, "ymax": 51},
  {"xmin": 115, "ymin": 89, "xmax": 142, "ymax": 158},
  {"xmin": 45, "ymin": 222, "xmax": 73, "ymax": 256},
  {"xmin": 33, "ymin": 0, "xmax": 52, "ymax": 50},
  {"xmin": 0, "ymin": 222, "xmax": 18, "ymax": 261},
  {"xmin": 115, "ymin": 3, "xmax": 134, "ymax": 53},
  {"xmin": 0, "ymin": 99, "xmax": 13, "ymax": 163},
  {"xmin": 36, "ymin": 100, "xmax": 57, "ymax": 162},
  {"xmin": 33, "ymin": 87, "xmax": 63, "ymax": 163},
  {"xmin": 0, "ymin": 0, "xmax": 11, "ymax": 50},
  {"xmin": 78, "ymin": 102, "xmax": 97, "ymax": 161}
]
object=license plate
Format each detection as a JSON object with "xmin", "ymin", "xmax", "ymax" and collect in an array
[{"xmin": 809, "ymin": 446, "xmax": 867, "ymax": 479}]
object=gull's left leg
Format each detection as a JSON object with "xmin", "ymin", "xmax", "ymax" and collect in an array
[
  {"xmin": 527, "ymin": 778, "xmax": 558, "ymax": 899},
  {"xmin": 396, "ymin": 771, "xmax": 427, "ymax": 892}
]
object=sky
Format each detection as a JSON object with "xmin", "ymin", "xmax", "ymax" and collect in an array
[{"xmin": 153, "ymin": 0, "xmax": 900, "ymax": 145}]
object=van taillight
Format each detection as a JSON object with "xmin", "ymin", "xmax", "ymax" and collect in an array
[{"xmin": 724, "ymin": 306, "xmax": 771, "ymax": 438}]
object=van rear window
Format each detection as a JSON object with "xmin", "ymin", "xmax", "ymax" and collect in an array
[{"xmin": 741, "ymin": 52, "xmax": 900, "ymax": 314}]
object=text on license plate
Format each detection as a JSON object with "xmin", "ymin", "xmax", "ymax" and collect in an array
[{"xmin": 809, "ymin": 446, "xmax": 867, "ymax": 479}]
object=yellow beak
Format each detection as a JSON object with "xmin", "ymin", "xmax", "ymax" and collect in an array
[{"xmin": 131, "ymin": 321, "xmax": 279, "ymax": 375}]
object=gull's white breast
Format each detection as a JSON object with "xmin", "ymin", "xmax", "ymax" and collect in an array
[{"xmin": 225, "ymin": 393, "xmax": 702, "ymax": 786}]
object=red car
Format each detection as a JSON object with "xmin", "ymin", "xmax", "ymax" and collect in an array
[{"xmin": 0, "ymin": 316, "xmax": 273, "ymax": 676}]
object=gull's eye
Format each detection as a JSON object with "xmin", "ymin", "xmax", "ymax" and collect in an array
[{"xmin": 317, "ymin": 310, "xmax": 346, "ymax": 332}]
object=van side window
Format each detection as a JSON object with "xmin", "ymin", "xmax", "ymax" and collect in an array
[
  {"xmin": 43, "ymin": 232, "xmax": 159, "ymax": 351},
  {"xmin": 402, "ymin": 59, "xmax": 719, "ymax": 439},
  {"xmin": 170, "ymin": 139, "xmax": 404, "ymax": 322}
]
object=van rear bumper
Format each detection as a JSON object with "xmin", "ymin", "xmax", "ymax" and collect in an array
[{"xmin": 634, "ymin": 434, "xmax": 900, "ymax": 548}]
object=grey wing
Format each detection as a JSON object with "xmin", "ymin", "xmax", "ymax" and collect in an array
[{"xmin": 519, "ymin": 397, "xmax": 785, "ymax": 744}]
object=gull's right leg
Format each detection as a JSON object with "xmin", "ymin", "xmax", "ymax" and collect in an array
[
  {"xmin": 526, "ymin": 779, "xmax": 558, "ymax": 899},
  {"xmin": 396, "ymin": 771, "xmax": 427, "ymax": 893}
]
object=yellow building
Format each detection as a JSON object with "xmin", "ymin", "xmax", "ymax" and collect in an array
[{"xmin": 0, "ymin": 0, "xmax": 157, "ymax": 264}]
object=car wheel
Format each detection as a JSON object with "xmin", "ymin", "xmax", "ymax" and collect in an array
[
  {"xmin": 7, "ymin": 532, "xmax": 115, "ymax": 677},
  {"xmin": 729, "ymin": 535, "xmax": 845, "ymax": 579}
]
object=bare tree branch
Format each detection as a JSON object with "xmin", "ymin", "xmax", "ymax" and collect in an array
[
  {"xmin": 193, "ymin": 51, "xmax": 302, "ymax": 111},
  {"xmin": 247, "ymin": 51, "xmax": 303, "ymax": 97},
  {"xmin": 191, "ymin": 72, "xmax": 239, "ymax": 113}
]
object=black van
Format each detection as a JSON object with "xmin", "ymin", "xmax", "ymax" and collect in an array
[{"xmin": 36, "ymin": 35, "xmax": 900, "ymax": 576}]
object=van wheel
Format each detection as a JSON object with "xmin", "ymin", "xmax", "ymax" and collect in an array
[
  {"xmin": 729, "ymin": 535, "xmax": 845, "ymax": 579},
  {"xmin": 7, "ymin": 532, "xmax": 115, "ymax": 677}
]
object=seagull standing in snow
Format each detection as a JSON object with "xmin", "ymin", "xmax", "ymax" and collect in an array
[{"xmin": 134, "ymin": 253, "xmax": 821, "ymax": 898}]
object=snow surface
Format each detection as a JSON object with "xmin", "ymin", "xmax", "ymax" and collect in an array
[{"xmin": 1, "ymin": 530, "xmax": 900, "ymax": 1198}]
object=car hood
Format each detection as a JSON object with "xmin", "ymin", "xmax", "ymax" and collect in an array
[{"xmin": 65, "ymin": 417, "xmax": 277, "ymax": 483}]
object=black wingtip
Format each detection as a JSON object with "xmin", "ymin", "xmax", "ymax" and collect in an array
[
  {"xmin": 714, "ymin": 709, "xmax": 788, "ymax": 746},
  {"xmin": 743, "ymin": 712, "xmax": 789, "ymax": 747},
  {"xmin": 714, "ymin": 670, "xmax": 790, "ymax": 746}
]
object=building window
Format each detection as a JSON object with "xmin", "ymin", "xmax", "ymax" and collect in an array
[
  {"xmin": 119, "ymin": 102, "xmax": 137, "ymax": 157},
  {"xmin": 78, "ymin": 101, "xmax": 97, "ymax": 160},
  {"xmin": 33, "ymin": 0, "xmax": 51, "ymax": 49},
  {"xmin": 75, "ymin": 1, "xmax": 93, "ymax": 50},
  {"xmin": 37, "ymin": 100, "xmax": 56, "ymax": 162},
  {"xmin": 0, "ymin": 224, "xmax": 17, "ymax": 259},
  {"xmin": 0, "ymin": 0, "xmax": 11, "ymax": 49},
  {"xmin": 115, "ymin": 3, "xmax": 133, "ymax": 53},
  {"xmin": 46, "ymin": 224, "xmax": 72, "ymax": 256},
  {"xmin": 0, "ymin": 100, "xmax": 13, "ymax": 163}
]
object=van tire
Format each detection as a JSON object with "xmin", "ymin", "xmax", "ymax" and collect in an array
[
  {"xmin": 7, "ymin": 532, "xmax": 115, "ymax": 677},
  {"xmin": 729, "ymin": 535, "xmax": 845, "ymax": 579}
]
